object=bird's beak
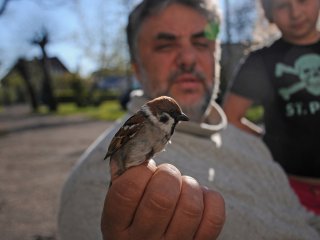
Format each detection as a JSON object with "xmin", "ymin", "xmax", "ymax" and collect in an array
[{"xmin": 177, "ymin": 113, "xmax": 189, "ymax": 122}]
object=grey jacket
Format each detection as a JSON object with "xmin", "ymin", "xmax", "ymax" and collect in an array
[{"xmin": 58, "ymin": 93, "xmax": 320, "ymax": 240}]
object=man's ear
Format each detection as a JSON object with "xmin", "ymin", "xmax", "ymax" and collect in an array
[
  {"xmin": 132, "ymin": 62, "xmax": 140, "ymax": 79},
  {"xmin": 131, "ymin": 62, "xmax": 141, "ymax": 82}
]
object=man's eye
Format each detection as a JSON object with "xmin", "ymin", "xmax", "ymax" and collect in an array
[
  {"xmin": 194, "ymin": 42, "xmax": 209, "ymax": 49},
  {"xmin": 155, "ymin": 44, "xmax": 175, "ymax": 51},
  {"xmin": 298, "ymin": 0, "xmax": 307, "ymax": 4}
]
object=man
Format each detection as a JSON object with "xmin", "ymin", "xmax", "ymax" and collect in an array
[{"xmin": 58, "ymin": 0, "xmax": 320, "ymax": 239}]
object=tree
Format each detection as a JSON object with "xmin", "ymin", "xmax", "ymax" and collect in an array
[
  {"xmin": 223, "ymin": 0, "xmax": 257, "ymax": 43},
  {"xmin": 31, "ymin": 28, "xmax": 57, "ymax": 111},
  {"xmin": 70, "ymin": 0, "xmax": 135, "ymax": 97},
  {"xmin": 0, "ymin": 0, "xmax": 71, "ymax": 112},
  {"xmin": 72, "ymin": 0, "xmax": 130, "ymax": 71},
  {"xmin": 0, "ymin": 0, "xmax": 69, "ymax": 16},
  {"xmin": 0, "ymin": 0, "xmax": 10, "ymax": 16},
  {"xmin": 252, "ymin": 1, "xmax": 280, "ymax": 45},
  {"xmin": 219, "ymin": 0, "xmax": 257, "ymax": 102}
]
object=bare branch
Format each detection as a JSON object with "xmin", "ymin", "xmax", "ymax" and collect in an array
[
  {"xmin": 0, "ymin": 0, "xmax": 71, "ymax": 17},
  {"xmin": 0, "ymin": 0, "xmax": 11, "ymax": 16}
]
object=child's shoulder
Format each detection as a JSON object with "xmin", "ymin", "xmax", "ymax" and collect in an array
[{"xmin": 248, "ymin": 38, "xmax": 284, "ymax": 56}]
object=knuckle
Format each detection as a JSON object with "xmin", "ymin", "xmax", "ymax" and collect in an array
[
  {"xmin": 206, "ymin": 211, "xmax": 225, "ymax": 231},
  {"xmin": 112, "ymin": 180, "xmax": 142, "ymax": 204},
  {"xmin": 206, "ymin": 191, "xmax": 226, "ymax": 228},
  {"xmin": 182, "ymin": 199, "xmax": 203, "ymax": 218},
  {"xmin": 147, "ymin": 191, "xmax": 177, "ymax": 211},
  {"xmin": 144, "ymin": 164, "xmax": 181, "ymax": 211},
  {"xmin": 180, "ymin": 176, "xmax": 203, "ymax": 217}
]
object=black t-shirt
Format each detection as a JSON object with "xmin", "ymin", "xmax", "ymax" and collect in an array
[{"xmin": 230, "ymin": 38, "xmax": 320, "ymax": 177}]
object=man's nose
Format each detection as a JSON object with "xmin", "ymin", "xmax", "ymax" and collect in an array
[
  {"xmin": 176, "ymin": 46, "xmax": 196, "ymax": 71},
  {"xmin": 290, "ymin": 2, "xmax": 302, "ymax": 19}
]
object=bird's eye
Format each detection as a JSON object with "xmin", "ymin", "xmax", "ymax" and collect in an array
[{"xmin": 159, "ymin": 114, "xmax": 169, "ymax": 123}]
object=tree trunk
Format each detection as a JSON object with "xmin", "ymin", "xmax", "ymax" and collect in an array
[
  {"xmin": 33, "ymin": 30, "xmax": 57, "ymax": 112},
  {"xmin": 39, "ymin": 46, "xmax": 57, "ymax": 112}
]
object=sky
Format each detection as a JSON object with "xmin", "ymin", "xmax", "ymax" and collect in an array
[
  {"xmin": 0, "ymin": 0, "xmax": 129, "ymax": 78},
  {"xmin": 0, "ymin": 0, "xmax": 244, "ymax": 79}
]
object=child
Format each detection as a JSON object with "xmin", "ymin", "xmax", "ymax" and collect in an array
[{"xmin": 223, "ymin": 0, "xmax": 320, "ymax": 215}]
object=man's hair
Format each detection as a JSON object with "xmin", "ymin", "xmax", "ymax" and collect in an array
[
  {"xmin": 260, "ymin": 0, "xmax": 273, "ymax": 23},
  {"xmin": 126, "ymin": 0, "xmax": 221, "ymax": 63}
]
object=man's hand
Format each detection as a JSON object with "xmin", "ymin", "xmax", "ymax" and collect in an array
[{"xmin": 101, "ymin": 160, "xmax": 225, "ymax": 240}]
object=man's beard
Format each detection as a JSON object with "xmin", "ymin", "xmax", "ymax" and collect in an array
[
  {"xmin": 163, "ymin": 68, "xmax": 213, "ymax": 122},
  {"xmin": 177, "ymin": 95, "xmax": 211, "ymax": 122}
]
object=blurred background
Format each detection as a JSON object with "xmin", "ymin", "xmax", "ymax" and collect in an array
[
  {"xmin": 0, "ymin": 0, "xmax": 279, "ymax": 239},
  {"xmin": 0, "ymin": 0, "xmax": 280, "ymax": 114}
]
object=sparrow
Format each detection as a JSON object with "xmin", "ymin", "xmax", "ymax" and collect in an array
[{"xmin": 104, "ymin": 96, "xmax": 189, "ymax": 177}]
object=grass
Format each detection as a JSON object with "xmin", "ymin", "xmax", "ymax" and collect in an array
[
  {"xmin": 39, "ymin": 100, "xmax": 126, "ymax": 121},
  {"xmin": 52, "ymin": 101, "xmax": 264, "ymax": 123}
]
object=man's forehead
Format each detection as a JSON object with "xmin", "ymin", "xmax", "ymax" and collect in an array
[
  {"xmin": 139, "ymin": 4, "xmax": 208, "ymax": 37},
  {"xmin": 139, "ymin": 18, "xmax": 208, "ymax": 41}
]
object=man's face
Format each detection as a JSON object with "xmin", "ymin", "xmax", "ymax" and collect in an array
[
  {"xmin": 271, "ymin": 0, "xmax": 320, "ymax": 44},
  {"xmin": 133, "ymin": 3, "xmax": 216, "ymax": 121}
]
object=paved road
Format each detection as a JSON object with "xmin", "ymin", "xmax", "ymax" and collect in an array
[{"xmin": 0, "ymin": 105, "xmax": 112, "ymax": 240}]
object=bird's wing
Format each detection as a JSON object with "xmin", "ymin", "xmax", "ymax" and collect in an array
[{"xmin": 104, "ymin": 111, "xmax": 146, "ymax": 159}]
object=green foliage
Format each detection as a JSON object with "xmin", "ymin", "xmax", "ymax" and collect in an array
[
  {"xmin": 55, "ymin": 89, "xmax": 74, "ymax": 102},
  {"xmin": 84, "ymin": 101, "xmax": 126, "ymax": 120},
  {"xmin": 54, "ymin": 73, "xmax": 125, "ymax": 107},
  {"xmin": 92, "ymin": 67, "xmax": 130, "ymax": 77},
  {"xmin": 0, "ymin": 72, "xmax": 27, "ymax": 104},
  {"xmin": 90, "ymin": 89, "xmax": 120, "ymax": 106},
  {"xmin": 54, "ymin": 73, "xmax": 91, "ymax": 106},
  {"xmin": 2, "ymin": 69, "xmax": 125, "ymax": 109},
  {"xmin": 0, "ymin": 88, "xmax": 12, "ymax": 105}
]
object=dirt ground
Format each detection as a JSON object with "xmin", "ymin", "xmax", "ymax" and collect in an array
[{"xmin": 0, "ymin": 105, "xmax": 112, "ymax": 240}]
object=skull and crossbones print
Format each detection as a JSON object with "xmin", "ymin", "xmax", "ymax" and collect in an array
[{"xmin": 275, "ymin": 54, "xmax": 320, "ymax": 100}]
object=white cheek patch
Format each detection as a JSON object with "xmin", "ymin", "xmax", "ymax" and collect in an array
[
  {"xmin": 159, "ymin": 116, "xmax": 174, "ymax": 133},
  {"xmin": 142, "ymin": 105, "xmax": 157, "ymax": 123},
  {"xmin": 142, "ymin": 105, "xmax": 175, "ymax": 134}
]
